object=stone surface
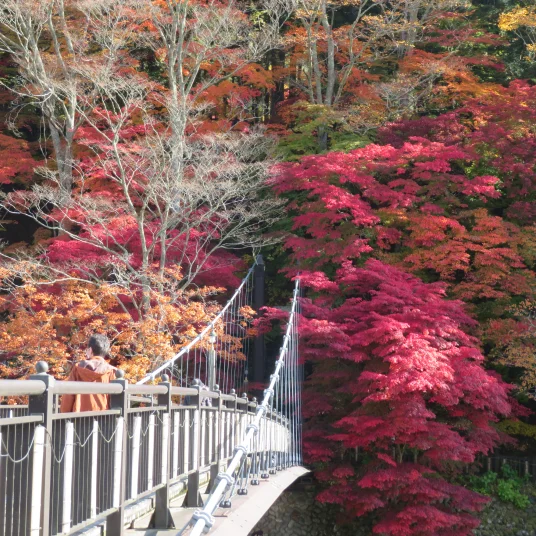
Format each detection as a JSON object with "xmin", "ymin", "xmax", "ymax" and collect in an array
[
  {"xmin": 249, "ymin": 489, "xmax": 536, "ymax": 536},
  {"xmin": 473, "ymin": 497, "xmax": 536, "ymax": 536},
  {"xmin": 248, "ymin": 488, "xmax": 368, "ymax": 536}
]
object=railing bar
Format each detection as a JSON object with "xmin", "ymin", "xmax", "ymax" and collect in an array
[
  {"xmin": 130, "ymin": 416, "xmax": 141, "ymax": 498},
  {"xmin": 0, "ymin": 415, "xmax": 43, "ymax": 426},
  {"xmin": 101, "ymin": 416, "xmax": 107, "ymax": 516},
  {"xmin": 184, "ymin": 410, "xmax": 190, "ymax": 474},
  {"xmin": 127, "ymin": 386, "xmax": 167, "ymax": 396},
  {"xmin": 59, "ymin": 506, "xmax": 118, "ymax": 535},
  {"xmin": 121, "ymin": 482, "xmax": 166, "ymax": 507},
  {"xmin": 19, "ymin": 423, "xmax": 26, "ymax": 535},
  {"xmin": 147, "ymin": 414, "xmax": 155, "ymax": 490},
  {"xmin": 112, "ymin": 417, "xmax": 123, "ymax": 508},
  {"xmin": 161, "ymin": 412, "xmax": 169, "ymax": 485},
  {"xmin": 126, "ymin": 406, "xmax": 167, "ymax": 413},
  {"xmin": 6, "ymin": 425, "xmax": 13, "ymax": 535},
  {"xmin": 23, "ymin": 422, "xmax": 31, "ymax": 536},
  {"xmin": 62, "ymin": 421, "xmax": 74, "ymax": 533},
  {"xmin": 0, "ymin": 381, "xmax": 47, "ymax": 396},
  {"xmin": 78, "ymin": 419, "xmax": 85, "ymax": 528},
  {"xmin": 90, "ymin": 420, "xmax": 98, "ymax": 518},
  {"xmin": 12, "ymin": 423, "xmax": 18, "ymax": 536},
  {"xmin": 129, "ymin": 395, "xmax": 155, "ymax": 404},
  {"xmin": 172, "ymin": 412, "xmax": 179, "ymax": 479},
  {"xmin": 52, "ymin": 410, "xmax": 120, "ymax": 420}
]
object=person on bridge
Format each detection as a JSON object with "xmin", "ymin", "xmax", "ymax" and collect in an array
[{"xmin": 60, "ymin": 334, "xmax": 117, "ymax": 413}]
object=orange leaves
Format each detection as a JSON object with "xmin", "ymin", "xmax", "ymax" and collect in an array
[
  {"xmin": 235, "ymin": 64, "xmax": 274, "ymax": 91},
  {"xmin": 0, "ymin": 134, "xmax": 38, "ymax": 185},
  {"xmin": 197, "ymin": 63, "xmax": 273, "ymax": 118},
  {"xmin": 0, "ymin": 271, "xmax": 223, "ymax": 382},
  {"xmin": 486, "ymin": 301, "xmax": 536, "ymax": 392},
  {"xmin": 398, "ymin": 49, "xmax": 502, "ymax": 108},
  {"xmin": 397, "ymin": 208, "xmax": 534, "ymax": 301}
]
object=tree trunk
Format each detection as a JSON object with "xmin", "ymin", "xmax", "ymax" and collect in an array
[
  {"xmin": 269, "ymin": 49, "xmax": 286, "ymax": 122},
  {"xmin": 317, "ymin": 124, "xmax": 329, "ymax": 152}
]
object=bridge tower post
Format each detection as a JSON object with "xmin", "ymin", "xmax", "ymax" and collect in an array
[
  {"xmin": 183, "ymin": 381, "xmax": 204, "ymax": 507},
  {"xmin": 152, "ymin": 374, "xmax": 174, "ymax": 528},
  {"xmin": 107, "ymin": 370, "xmax": 128, "ymax": 536},
  {"xmin": 28, "ymin": 362, "xmax": 55, "ymax": 536},
  {"xmin": 252, "ymin": 254, "xmax": 266, "ymax": 389}
]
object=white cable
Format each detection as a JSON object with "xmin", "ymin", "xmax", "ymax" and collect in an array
[{"xmin": 138, "ymin": 265, "xmax": 256, "ymax": 384}]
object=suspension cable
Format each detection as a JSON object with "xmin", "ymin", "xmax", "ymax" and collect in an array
[
  {"xmin": 138, "ymin": 262, "xmax": 257, "ymax": 385},
  {"xmin": 186, "ymin": 277, "xmax": 302, "ymax": 536}
]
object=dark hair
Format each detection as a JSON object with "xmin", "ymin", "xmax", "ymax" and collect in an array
[{"xmin": 88, "ymin": 334, "xmax": 110, "ymax": 357}]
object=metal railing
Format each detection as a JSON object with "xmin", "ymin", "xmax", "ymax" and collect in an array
[{"xmin": 0, "ymin": 364, "xmax": 292, "ymax": 536}]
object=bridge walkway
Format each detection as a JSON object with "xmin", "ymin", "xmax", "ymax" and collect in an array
[{"xmin": 126, "ymin": 466, "xmax": 308, "ymax": 536}]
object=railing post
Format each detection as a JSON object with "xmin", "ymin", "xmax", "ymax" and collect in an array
[
  {"xmin": 28, "ymin": 361, "xmax": 55, "ymax": 536},
  {"xmin": 183, "ymin": 381, "xmax": 203, "ymax": 507},
  {"xmin": 250, "ymin": 397, "xmax": 260, "ymax": 486},
  {"xmin": 106, "ymin": 370, "xmax": 128, "ymax": 536},
  {"xmin": 223, "ymin": 389, "xmax": 236, "ymax": 460},
  {"xmin": 208, "ymin": 385, "xmax": 221, "ymax": 493},
  {"xmin": 153, "ymin": 374, "xmax": 174, "ymax": 528}
]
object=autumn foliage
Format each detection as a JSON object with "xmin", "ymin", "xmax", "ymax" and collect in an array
[
  {"xmin": 1, "ymin": 0, "xmax": 536, "ymax": 533},
  {"xmin": 266, "ymin": 2, "xmax": 536, "ymax": 530},
  {"xmin": 270, "ymin": 134, "xmax": 520, "ymax": 531},
  {"xmin": 299, "ymin": 260, "xmax": 511, "ymax": 535}
]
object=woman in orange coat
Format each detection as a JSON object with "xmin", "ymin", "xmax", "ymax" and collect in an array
[{"xmin": 60, "ymin": 334, "xmax": 117, "ymax": 413}]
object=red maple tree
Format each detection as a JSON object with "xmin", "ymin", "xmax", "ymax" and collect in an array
[{"xmin": 293, "ymin": 261, "xmax": 511, "ymax": 535}]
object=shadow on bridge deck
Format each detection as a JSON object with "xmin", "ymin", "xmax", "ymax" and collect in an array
[{"xmin": 126, "ymin": 466, "xmax": 309, "ymax": 536}]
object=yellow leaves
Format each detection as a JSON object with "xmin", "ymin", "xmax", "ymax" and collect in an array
[
  {"xmin": 239, "ymin": 305, "xmax": 256, "ymax": 321},
  {"xmin": 498, "ymin": 7, "xmax": 536, "ymax": 32},
  {"xmin": 526, "ymin": 43, "xmax": 536, "ymax": 60},
  {"xmin": 498, "ymin": 6, "xmax": 536, "ymax": 61},
  {"xmin": 499, "ymin": 343, "xmax": 536, "ymax": 391},
  {"xmin": 497, "ymin": 419, "xmax": 536, "ymax": 442}
]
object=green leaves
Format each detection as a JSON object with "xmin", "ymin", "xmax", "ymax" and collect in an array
[{"xmin": 467, "ymin": 465, "xmax": 530, "ymax": 509}]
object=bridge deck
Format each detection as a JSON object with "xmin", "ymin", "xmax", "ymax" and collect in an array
[{"xmin": 127, "ymin": 466, "xmax": 309, "ymax": 536}]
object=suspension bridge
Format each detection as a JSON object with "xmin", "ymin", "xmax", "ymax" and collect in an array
[{"xmin": 0, "ymin": 257, "xmax": 306, "ymax": 536}]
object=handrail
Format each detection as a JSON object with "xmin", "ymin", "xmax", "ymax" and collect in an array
[
  {"xmin": 170, "ymin": 387, "xmax": 199, "ymax": 397},
  {"xmin": 138, "ymin": 262, "xmax": 257, "ymax": 384},
  {"xmin": 126, "ymin": 384, "xmax": 168, "ymax": 396},
  {"xmin": 0, "ymin": 379, "xmax": 47, "ymax": 396},
  {"xmin": 0, "ymin": 378, "xmax": 243, "ymax": 404},
  {"xmin": 0, "ymin": 415, "xmax": 43, "ymax": 426},
  {"xmin": 53, "ymin": 409, "xmax": 121, "ymax": 420}
]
